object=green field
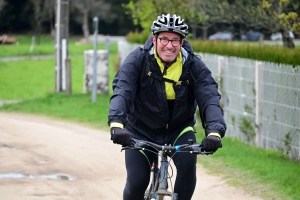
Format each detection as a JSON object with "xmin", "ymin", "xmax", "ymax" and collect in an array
[{"xmin": 1, "ymin": 35, "xmax": 299, "ymax": 200}]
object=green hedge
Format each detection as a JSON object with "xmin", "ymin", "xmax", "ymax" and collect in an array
[{"xmin": 126, "ymin": 32, "xmax": 300, "ymax": 67}]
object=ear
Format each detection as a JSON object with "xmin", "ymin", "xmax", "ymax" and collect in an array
[
  {"xmin": 181, "ymin": 39, "xmax": 185, "ymax": 46},
  {"xmin": 152, "ymin": 35, "xmax": 157, "ymax": 46}
]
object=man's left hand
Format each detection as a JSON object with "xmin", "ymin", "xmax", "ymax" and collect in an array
[{"xmin": 201, "ymin": 135, "xmax": 222, "ymax": 152}]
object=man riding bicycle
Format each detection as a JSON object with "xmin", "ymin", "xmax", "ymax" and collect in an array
[{"xmin": 108, "ymin": 13, "xmax": 227, "ymax": 200}]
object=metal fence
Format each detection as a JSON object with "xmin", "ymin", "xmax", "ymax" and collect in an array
[
  {"xmin": 118, "ymin": 41, "xmax": 300, "ymax": 160},
  {"xmin": 198, "ymin": 53, "xmax": 300, "ymax": 160}
]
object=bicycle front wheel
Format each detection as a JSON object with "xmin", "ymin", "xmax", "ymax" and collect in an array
[{"xmin": 144, "ymin": 188, "xmax": 151, "ymax": 200}]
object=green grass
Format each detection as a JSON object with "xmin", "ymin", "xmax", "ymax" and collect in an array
[
  {"xmin": 0, "ymin": 36, "xmax": 118, "ymax": 100},
  {"xmin": 1, "ymin": 35, "xmax": 300, "ymax": 200},
  {"xmin": 0, "ymin": 34, "xmax": 117, "ymax": 57},
  {"xmin": 1, "ymin": 93, "xmax": 110, "ymax": 130},
  {"xmin": 196, "ymin": 136, "xmax": 300, "ymax": 199},
  {"xmin": 0, "ymin": 58, "xmax": 56, "ymax": 100}
]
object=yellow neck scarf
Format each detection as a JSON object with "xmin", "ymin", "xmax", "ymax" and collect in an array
[{"xmin": 154, "ymin": 49, "xmax": 182, "ymax": 100}]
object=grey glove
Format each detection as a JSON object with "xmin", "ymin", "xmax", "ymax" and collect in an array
[
  {"xmin": 110, "ymin": 127, "xmax": 131, "ymax": 146},
  {"xmin": 201, "ymin": 135, "xmax": 222, "ymax": 152}
]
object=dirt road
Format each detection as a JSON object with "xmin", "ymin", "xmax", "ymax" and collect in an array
[{"xmin": 0, "ymin": 112, "xmax": 263, "ymax": 200}]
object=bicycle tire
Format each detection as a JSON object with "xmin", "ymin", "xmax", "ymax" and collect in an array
[
  {"xmin": 144, "ymin": 169, "xmax": 164, "ymax": 200},
  {"xmin": 144, "ymin": 171, "xmax": 159, "ymax": 200},
  {"xmin": 156, "ymin": 171, "xmax": 166, "ymax": 200},
  {"xmin": 144, "ymin": 188, "xmax": 151, "ymax": 200}
]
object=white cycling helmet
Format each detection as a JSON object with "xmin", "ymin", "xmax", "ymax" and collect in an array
[{"xmin": 151, "ymin": 14, "xmax": 189, "ymax": 38}]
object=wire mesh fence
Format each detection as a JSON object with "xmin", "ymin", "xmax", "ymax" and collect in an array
[{"xmin": 198, "ymin": 53, "xmax": 300, "ymax": 161}]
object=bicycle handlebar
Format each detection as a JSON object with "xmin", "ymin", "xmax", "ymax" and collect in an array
[{"xmin": 122, "ymin": 139, "xmax": 214, "ymax": 155}]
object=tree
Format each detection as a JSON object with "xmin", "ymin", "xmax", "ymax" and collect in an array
[
  {"xmin": 124, "ymin": 0, "xmax": 191, "ymax": 35},
  {"xmin": 30, "ymin": 0, "xmax": 44, "ymax": 44},
  {"xmin": 107, "ymin": 0, "xmax": 139, "ymax": 35},
  {"xmin": 72, "ymin": 0, "xmax": 116, "ymax": 42},
  {"xmin": 262, "ymin": 0, "xmax": 300, "ymax": 48},
  {"xmin": 45, "ymin": 0, "xmax": 56, "ymax": 36},
  {"xmin": 230, "ymin": 1, "xmax": 268, "ymax": 29},
  {"xmin": 30, "ymin": 0, "xmax": 56, "ymax": 43},
  {"xmin": 185, "ymin": 0, "xmax": 233, "ymax": 40},
  {"xmin": 123, "ymin": 0, "xmax": 269, "ymax": 40}
]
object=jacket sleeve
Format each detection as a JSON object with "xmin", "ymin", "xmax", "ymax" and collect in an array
[
  {"xmin": 108, "ymin": 48, "xmax": 143, "ymax": 127},
  {"xmin": 192, "ymin": 56, "xmax": 227, "ymax": 137}
]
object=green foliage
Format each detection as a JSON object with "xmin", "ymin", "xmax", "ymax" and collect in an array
[
  {"xmin": 239, "ymin": 116, "xmax": 256, "ymax": 143},
  {"xmin": 279, "ymin": 11, "xmax": 300, "ymax": 33},
  {"xmin": 263, "ymin": 0, "xmax": 300, "ymax": 34},
  {"xmin": 126, "ymin": 31, "xmax": 150, "ymax": 44},
  {"xmin": 124, "ymin": 0, "xmax": 158, "ymax": 34},
  {"xmin": 283, "ymin": 132, "xmax": 292, "ymax": 155},
  {"xmin": 123, "ymin": 0, "xmax": 191, "ymax": 34}
]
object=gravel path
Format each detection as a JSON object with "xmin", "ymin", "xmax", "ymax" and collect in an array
[{"xmin": 0, "ymin": 112, "xmax": 263, "ymax": 200}]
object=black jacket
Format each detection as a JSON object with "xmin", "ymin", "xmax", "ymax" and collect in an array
[{"xmin": 108, "ymin": 36, "xmax": 226, "ymax": 144}]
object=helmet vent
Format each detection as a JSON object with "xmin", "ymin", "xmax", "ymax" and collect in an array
[{"xmin": 154, "ymin": 23, "xmax": 161, "ymax": 28}]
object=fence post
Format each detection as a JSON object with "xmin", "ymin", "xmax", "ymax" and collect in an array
[
  {"xmin": 218, "ymin": 56, "xmax": 224, "ymax": 96},
  {"xmin": 255, "ymin": 61, "xmax": 263, "ymax": 146},
  {"xmin": 92, "ymin": 17, "xmax": 98, "ymax": 103},
  {"xmin": 62, "ymin": 38, "xmax": 67, "ymax": 91},
  {"xmin": 65, "ymin": 58, "xmax": 72, "ymax": 95}
]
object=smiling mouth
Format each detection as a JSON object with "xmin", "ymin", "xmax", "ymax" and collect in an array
[{"xmin": 163, "ymin": 50, "xmax": 175, "ymax": 54}]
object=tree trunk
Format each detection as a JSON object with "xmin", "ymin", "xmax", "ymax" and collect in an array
[
  {"xmin": 201, "ymin": 26, "xmax": 208, "ymax": 40},
  {"xmin": 82, "ymin": 9, "xmax": 90, "ymax": 43},
  {"xmin": 36, "ymin": 19, "xmax": 41, "ymax": 44},
  {"xmin": 34, "ymin": 3, "xmax": 41, "ymax": 45},
  {"xmin": 49, "ymin": 2, "xmax": 55, "ymax": 37},
  {"xmin": 281, "ymin": 28, "xmax": 295, "ymax": 48},
  {"xmin": 192, "ymin": 25, "xmax": 197, "ymax": 40}
]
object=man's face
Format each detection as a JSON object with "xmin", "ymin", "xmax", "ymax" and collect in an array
[{"xmin": 152, "ymin": 32, "xmax": 184, "ymax": 63}]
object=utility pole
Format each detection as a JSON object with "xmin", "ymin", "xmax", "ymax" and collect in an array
[{"xmin": 55, "ymin": 0, "xmax": 69, "ymax": 92}]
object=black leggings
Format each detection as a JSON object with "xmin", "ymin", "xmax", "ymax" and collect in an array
[{"xmin": 123, "ymin": 131, "xmax": 197, "ymax": 200}]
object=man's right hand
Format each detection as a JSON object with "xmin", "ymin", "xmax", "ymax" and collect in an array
[{"xmin": 110, "ymin": 127, "xmax": 131, "ymax": 146}]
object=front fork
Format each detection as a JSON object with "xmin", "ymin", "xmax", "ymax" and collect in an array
[{"xmin": 157, "ymin": 153, "xmax": 178, "ymax": 200}]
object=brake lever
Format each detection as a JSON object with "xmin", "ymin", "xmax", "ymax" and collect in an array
[
  {"xmin": 188, "ymin": 144, "xmax": 214, "ymax": 155},
  {"xmin": 121, "ymin": 146, "xmax": 131, "ymax": 152},
  {"xmin": 121, "ymin": 140, "xmax": 138, "ymax": 152}
]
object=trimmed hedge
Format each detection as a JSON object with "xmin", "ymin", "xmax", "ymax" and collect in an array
[{"xmin": 126, "ymin": 32, "xmax": 300, "ymax": 67}]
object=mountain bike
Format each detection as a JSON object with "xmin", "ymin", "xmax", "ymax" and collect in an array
[{"xmin": 122, "ymin": 139, "xmax": 213, "ymax": 200}]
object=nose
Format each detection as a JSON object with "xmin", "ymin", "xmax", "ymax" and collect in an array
[{"xmin": 166, "ymin": 40, "xmax": 173, "ymax": 48}]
